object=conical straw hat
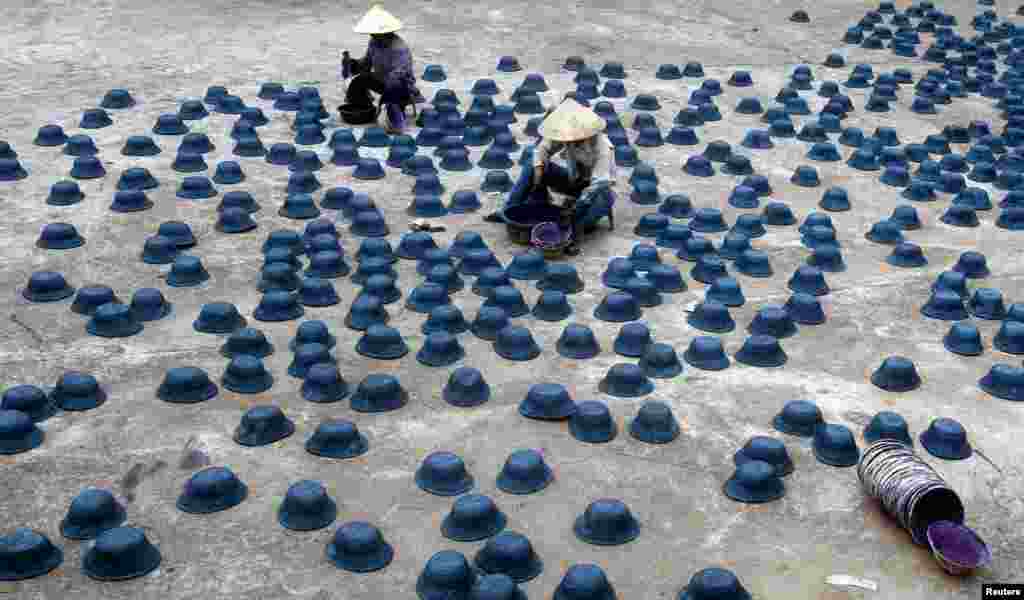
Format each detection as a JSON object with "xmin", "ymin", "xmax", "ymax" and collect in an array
[
  {"xmin": 538, "ymin": 99, "xmax": 606, "ymax": 142},
  {"xmin": 353, "ymin": 5, "xmax": 403, "ymax": 34}
]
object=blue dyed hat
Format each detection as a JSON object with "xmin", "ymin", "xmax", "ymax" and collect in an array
[
  {"xmin": 496, "ymin": 450, "xmax": 553, "ymax": 496},
  {"xmin": 995, "ymin": 321, "xmax": 1024, "ymax": 354},
  {"xmin": 50, "ymin": 371, "xmax": 106, "ymax": 411},
  {"xmin": 460, "ymin": 248, "xmax": 502, "ymax": 276},
  {"xmin": 690, "ymin": 207, "xmax": 729, "ymax": 233},
  {"xmin": 422, "ymin": 64, "xmax": 447, "ymax": 81},
  {"xmin": 734, "ymin": 436, "xmax": 794, "ymax": 476},
  {"xmin": 921, "ymin": 290, "xmax": 968, "ymax": 320},
  {"xmin": 218, "ymin": 190, "xmax": 259, "ymax": 214},
  {"xmin": 640, "ymin": 343, "xmax": 683, "ymax": 378},
  {"xmin": 350, "ymin": 210, "xmax": 389, "ymax": 237},
  {"xmin": 156, "ymin": 367, "xmax": 217, "ymax": 404},
  {"xmin": 656, "ymin": 225, "xmax": 692, "ymax": 251},
  {"xmin": 326, "ymin": 521, "xmax": 394, "ymax": 573},
  {"xmin": 69, "ymin": 156, "xmax": 104, "ymax": 179},
  {"xmin": 471, "ymin": 306, "xmax": 510, "ymax": 341},
  {"xmin": 220, "ymin": 327, "xmax": 274, "ymax": 359},
  {"xmin": 290, "ymin": 150, "xmax": 324, "ymax": 173},
  {"xmin": 647, "ymin": 264, "xmax": 686, "ymax": 293},
  {"xmin": 215, "ymin": 207, "xmax": 257, "ymax": 233},
  {"xmin": 165, "ymin": 255, "xmax": 209, "ymax": 287},
  {"xmin": 176, "ymin": 176, "xmax": 218, "ymax": 200},
  {"xmin": 864, "ymin": 411, "xmax": 913, "ymax": 446},
  {"xmin": 555, "ymin": 323, "xmax": 601, "ymax": 359},
  {"xmin": 61, "ymin": 488, "xmax": 127, "ymax": 539},
  {"xmin": 46, "ymin": 180, "xmax": 85, "ymax": 206},
  {"xmin": 407, "ymin": 282, "xmax": 452, "ymax": 314},
  {"xmin": 320, "ymin": 187, "xmax": 353, "ymax": 212},
  {"xmin": 952, "ymin": 251, "xmax": 990, "ymax": 278},
  {"xmin": 968, "ymin": 288, "xmax": 1006, "ymax": 320},
  {"xmin": 347, "ymin": 373, "xmax": 406, "ymax": 413},
  {"xmin": 943, "ymin": 322, "xmax": 983, "ymax": 356},
  {"xmin": 0, "ymin": 410, "xmax": 43, "ymax": 455},
  {"xmin": 784, "ymin": 292, "xmax": 825, "ymax": 325},
  {"xmin": 724, "ymin": 461, "xmax": 785, "ymax": 503},
  {"xmin": 732, "ymin": 215, "xmax": 765, "ymax": 239},
  {"xmin": 600, "ymin": 363, "xmax": 654, "ymax": 397},
  {"xmin": 172, "ymin": 150, "xmax": 208, "ymax": 173},
  {"xmin": 34, "ymin": 124, "xmax": 67, "ymax": 146},
  {"xmin": 677, "ymin": 236, "xmax": 716, "ymax": 263},
  {"xmin": 773, "ymin": 400, "xmax": 824, "ymax": 437},
  {"xmin": 602, "ymin": 258, "xmax": 636, "ymax": 289},
  {"xmin": 691, "ymin": 255, "xmax": 729, "ymax": 285},
  {"xmin": 82, "ymin": 527, "xmax": 162, "ymax": 581},
  {"xmin": 257, "ymin": 263, "xmax": 302, "ymax": 293},
  {"xmin": 36, "ymin": 222, "xmax": 84, "ymax": 250},
  {"xmin": 734, "ymin": 334, "xmax": 787, "ymax": 367},
  {"xmin": 222, "ymin": 356, "xmax": 275, "ymax": 394},
  {"xmin": 417, "ymin": 332, "xmax": 465, "ymax": 367},
  {"xmin": 80, "ymin": 108, "xmax": 112, "ymax": 129},
  {"xmin": 304, "ymin": 419, "xmax": 368, "ymax": 460},
  {"xmin": 278, "ymin": 480, "xmax": 337, "ymax": 531},
  {"xmin": 360, "ymin": 274, "xmax": 401, "ymax": 305},
  {"xmin": 252, "ymin": 289, "xmax": 304, "ymax": 322},
  {"xmin": 615, "ymin": 145, "xmax": 639, "ymax": 167},
  {"xmin": 356, "ymin": 324, "xmax": 408, "ymax": 359},
  {"xmin": 787, "ymin": 265, "xmax": 829, "ymax": 296},
  {"xmin": 748, "ymin": 305, "xmax": 797, "ymax": 338},
  {"xmin": 257, "ymin": 82, "xmax": 284, "ymax": 100},
  {"xmin": 624, "ymin": 276, "xmax": 661, "ymax": 307},
  {"xmin": 70, "ymin": 285, "xmax": 119, "ymax": 316},
  {"xmin": 717, "ymin": 233, "xmax": 751, "ymax": 261},
  {"xmin": 626, "ymin": 400, "xmax": 679, "ymax": 444},
  {"xmin": 790, "ymin": 165, "xmax": 820, "ymax": 186},
  {"xmin": 286, "ymin": 171, "xmax": 321, "ymax": 195},
  {"xmin": 152, "ymin": 113, "xmax": 188, "ymax": 136},
  {"xmin": 493, "ymin": 325, "xmax": 541, "ymax": 361},
  {"xmin": 812, "ymin": 423, "xmax": 860, "ymax": 467},
  {"xmin": 234, "ymin": 405, "xmax": 294, "ymax": 446},
  {"xmin": 722, "ymin": 154, "xmax": 753, "ymax": 176},
  {"xmin": 416, "ymin": 451, "xmax": 474, "ymax": 497},
  {"xmin": 667, "ymin": 126, "xmax": 699, "ymax": 146},
  {"xmin": 442, "ymin": 366, "xmax": 490, "ymax": 407},
  {"xmin": 330, "ymin": 144, "xmax": 361, "ymax": 166},
  {"xmin": 121, "ymin": 135, "xmax": 160, "ymax": 157},
  {"xmin": 979, "ymin": 364, "xmax": 1024, "ymax": 402},
  {"xmin": 679, "ymin": 568, "xmax": 752, "ymax": 600},
  {"xmin": 919, "ymin": 417, "xmax": 972, "ymax": 460},
  {"xmin": 808, "ymin": 142, "xmax": 841, "ymax": 162},
  {"xmin": 871, "ymin": 356, "xmax": 921, "ymax": 392},
  {"xmin": 0, "ymin": 385, "xmax": 55, "ymax": 423},
  {"xmin": 530, "ymin": 290, "xmax": 571, "ymax": 321},
  {"xmin": 344, "ymin": 293, "xmax": 388, "ymax": 331},
  {"xmin": 396, "ymin": 231, "xmax": 439, "ymax": 261},
  {"xmin": 305, "ymin": 250, "xmax": 349, "ymax": 279},
  {"xmin": 687, "ymin": 300, "xmax": 735, "ymax": 333},
  {"xmin": 288, "ymin": 342, "xmax": 335, "ymax": 380},
  {"xmin": 594, "ymin": 291, "xmax": 642, "ymax": 323},
  {"xmin": 681, "ymin": 336, "xmax": 729, "ymax": 371},
  {"xmin": 613, "ymin": 321, "xmax": 652, "ymax": 357},
  {"xmin": 176, "ymin": 466, "xmax": 248, "ymax": 514}
]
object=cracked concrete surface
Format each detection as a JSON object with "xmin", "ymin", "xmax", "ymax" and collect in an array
[{"xmin": 1, "ymin": 0, "xmax": 1023, "ymax": 598}]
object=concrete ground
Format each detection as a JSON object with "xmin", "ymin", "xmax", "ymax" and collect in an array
[{"xmin": 1, "ymin": 0, "xmax": 1022, "ymax": 598}]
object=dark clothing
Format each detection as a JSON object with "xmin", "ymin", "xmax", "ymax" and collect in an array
[
  {"xmin": 345, "ymin": 34, "xmax": 421, "ymax": 107},
  {"xmin": 505, "ymin": 144, "xmax": 616, "ymax": 235}
]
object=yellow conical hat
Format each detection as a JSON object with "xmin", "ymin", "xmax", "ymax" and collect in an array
[
  {"xmin": 353, "ymin": 5, "xmax": 403, "ymax": 34},
  {"xmin": 537, "ymin": 99, "xmax": 606, "ymax": 142}
]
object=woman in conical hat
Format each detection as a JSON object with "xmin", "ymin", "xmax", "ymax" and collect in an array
[
  {"xmin": 486, "ymin": 97, "xmax": 617, "ymax": 255},
  {"xmin": 343, "ymin": 4, "xmax": 424, "ymax": 133}
]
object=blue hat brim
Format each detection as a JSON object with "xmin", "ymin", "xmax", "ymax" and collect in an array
[
  {"xmin": 306, "ymin": 434, "xmax": 368, "ymax": 459},
  {"xmin": 278, "ymin": 499, "xmax": 337, "ymax": 531},
  {"xmin": 46, "ymin": 194, "xmax": 86, "ymax": 206},
  {"xmin": 496, "ymin": 468, "xmax": 553, "ymax": 495},
  {"xmin": 869, "ymin": 371, "xmax": 920, "ymax": 392},
  {"xmin": 613, "ymin": 342, "xmax": 648, "ymax": 358},
  {"xmin": 301, "ymin": 381, "xmax": 351, "ymax": 403},
  {"xmin": 157, "ymin": 382, "xmax": 219, "ymax": 404},
  {"xmin": 494, "ymin": 344, "xmax": 541, "ymax": 361},
  {"xmin": 82, "ymin": 542, "xmax": 160, "ymax": 581},
  {"xmin": 299, "ymin": 293, "xmax": 340, "ymax": 307},
  {"xmin": 141, "ymin": 253, "xmax": 176, "ymax": 265},
  {"xmin": 193, "ymin": 316, "xmax": 247, "ymax": 334},
  {"xmin": 350, "ymin": 390, "xmax": 408, "ymax": 413},
  {"xmin": 532, "ymin": 305, "xmax": 572, "ymax": 322},
  {"xmin": 771, "ymin": 413, "xmax": 818, "ymax": 437},
  {"xmin": 233, "ymin": 420, "xmax": 293, "ymax": 446},
  {"xmin": 978, "ymin": 378, "xmax": 1024, "ymax": 401},
  {"xmin": 573, "ymin": 515, "xmax": 641, "ymax": 545},
  {"xmin": 686, "ymin": 315, "xmax": 735, "ymax": 334},
  {"xmin": 594, "ymin": 305, "xmax": 642, "ymax": 323},
  {"xmin": 51, "ymin": 388, "xmax": 107, "ymax": 412},
  {"xmin": 356, "ymin": 341, "xmax": 409, "ymax": 360},
  {"xmin": 553, "ymin": 582, "xmax": 615, "ymax": 600},
  {"xmin": 166, "ymin": 272, "xmax": 211, "ymax": 287},
  {"xmin": 176, "ymin": 190, "xmax": 218, "ymax": 200},
  {"xmin": 536, "ymin": 279, "xmax": 585, "ymax": 294},
  {"xmin": 216, "ymin": 221, "xmax": 257, "ymax": 233},
  {"xmin": 919, "ymin": 432, "xmax": 973, "ymax": 460},
  {"xmin": 735, "ymin": 349, "xmax": 788, "ymax": 368},
  {"xmin": 417, "ymin": 347, "xmax": 466, "ymax": 368},
  {"xmin": 213, "ymin": 173, "xmax": 247, "ymax": 183},
  {"xmin": 724, "ymin": 476, "xmax": 786, "ymax": 502},
  {"xmin": 945, "ymin": 334, "xmax": 982, "ymax": 356},
  {"xmin": 86, "ymin": 319, "xmax": 144, "ymax": 338},
  {"xmin": 176, "ymin": 482, "xmax": 248, "ymax": 514},
  {"xmin": 683, "ymin": 351, "xmax": 730, "ymax": 371},
  {"xmin": 678, "ymin": 583, "xmax": 751, "ymax": 600},
  {"xmin": 253, "ymin": 306, "xmax": 305, "ymax": 322},
  {"xmin": 441, "ymin": 510, "xmax": 506, "ymax": 542},
  {"xmin": 734, "ymin": 451, "xmax": 794, "ymax": 476},
  {"xmin": 599, "ymin": 378, "xmax": 654, "ymax": 398},
  {"xmin": 556, "ymin": 342, "xmax": 601, "ymax": 360},
  {"xmin": 21, "ymin": 285, "xmax": 76, "ymax": 302},
  {"xmin": 0, "ymin": 427, "xmax": 44, "ymax": 455},
  {"xmin": 279, "ymin": 208, "xmax": 323, "ymax": 220},
  {"xmin": 0, "ymin": 545, "xmax": 63, "ymax": 581},
  {"xmin": 863, "ymin": 428, "xmax": 914, "ymax": 446},
  {"xmin": 629, "ymin": 420, "xmax": 679, "ymax": 444},
  {"xmin": 326, "ymin": 539, "xmax": 394, "ymax": 572},
  {"xmin": 415, "ymin": 472, "xmax": 474, "ymax": 497},
  {"xmin": 36, "ymin": 237, "xmax": 85, "ymax": 250},
  {"xmin": 569, "ymin": 419, "xmax": 617, "ymax": 443},
  {"xmin": 470, "ymin": 325, "xmax": 503, "ymax": 342},
  {"xmin": 812, "ymin": 444, "xmax": 860, "ymax": 467}
]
